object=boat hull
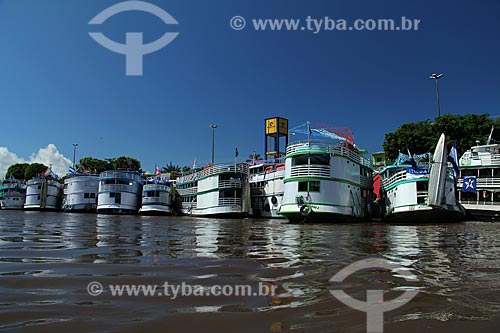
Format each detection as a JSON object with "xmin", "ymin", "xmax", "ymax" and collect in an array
[
  {"xmin": 384, "ymin": 204, "xmax": 466, "ymax": 223},
  {"xmin": 139, "ymin": 204, "xmax": 173, "ymax": 215}
]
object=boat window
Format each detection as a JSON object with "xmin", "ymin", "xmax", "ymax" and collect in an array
[
  {"xmin": 493, "ymin": 168, "xmax": 500, "ymax": 177},
  {"xmin": 416, "ymin": 181, "xmax": 428, "ymax": 192},
  {"xmin": 309, "ymin": 181, "xmax": 320, "ymax": 192},
  {"xmin": 292, "ymin": 155, "xmax": 308, "ymax": 166},
  {"xmin": 298, "ymin": 181, "xmax": 308, "ymax": 191},
  {"xmin": 297, "ymin": 181, "xmax": 320, "ymax": 192},
  {"xmin": 309, "ymin": 154, "xmax": 330, "ymax": 165},
  {"xmin": 461, "ymin": 169, "xmax": 477, "ymax": 177},
  {"xmin": 479, "ymin": 169, "xmax": 491, "ymax": 177}
]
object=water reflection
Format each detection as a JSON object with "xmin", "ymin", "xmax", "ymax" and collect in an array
[{"xmin": 1, "ymin": 211, "xmax": 500, "ymax": 332}]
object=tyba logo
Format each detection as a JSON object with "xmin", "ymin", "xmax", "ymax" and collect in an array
[
  {"xmin": 329, "ymin": 258, "xmax": 419, "ymax": 333},
  {"xmin": 88, "ymin": 1, "xmax": 179, "ymax": 76}
]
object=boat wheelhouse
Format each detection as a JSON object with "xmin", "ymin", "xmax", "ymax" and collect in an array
[
  {"xmin": 176, "ymin": 163, "xmax": 250, "ymax": 216},
  {"xmin": 249, "ymin": 162, "xmax": 285, "ymax": 218},
  {"xmin": 62, "ymin": 173, "xmax": 99, "ymax": 212},
  {"xmin": 139, "ymin": 176, "xmax": 173, "ymax": 215},
  {"xmin": 0, "ymin": 180, "xmax": 26, "ymax": 210},
  {"xmin": 457, "ymin": 142, "xmax": 500, "ymax": 219},
  {"xmin": 379, "ymin": 134, "xmax": 465, "ymax": 222},
  {"xmin": 278, "ymin": 123, "xmax": 373, "ymax": 222},
  {"xmin": 24, "ymin": 178, "xmax": 63, "ymax": 210},
  {"xmin": 97, "ymin": 170, "xmax": 143, "ymax": 214}
]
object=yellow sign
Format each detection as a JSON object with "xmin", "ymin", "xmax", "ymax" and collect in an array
[
  {"xmin": 266, "ymin": 117, "xmax": 288, "ymax": 135},
  {"xmin": 265, "ymin": 118, "xmax": 277, "ymax": 134}
]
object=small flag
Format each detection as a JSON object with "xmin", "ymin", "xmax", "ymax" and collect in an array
[
  {"xmin": 155, "ymin": 163, "xmax": 161, "ymax": 175},
  {"xmin": 448, "ymin": 141, "xmax": 459, "ymax": 179},
  {"xmin": 405, "ymin": 143, "xmax": 417, "ymax": 169},
  {"xmin": 235, "ymin": 147, "xmax": 239, "ymax": 158},
  {"xmin": 462, "ymin": 176, "xmax": 476, "ymax": 193},
  {"xmin": 69, "ymin": 166, "xmax": 75, "ymax": 174}
]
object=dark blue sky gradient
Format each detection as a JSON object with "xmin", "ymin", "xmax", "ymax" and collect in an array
[{"xmin": 0, "ymin": 0, "xmax": 499, "ymax": 169}]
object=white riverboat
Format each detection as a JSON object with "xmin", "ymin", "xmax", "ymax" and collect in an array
[
  {"xmin": 278, "ymin": 123, "xmax": 373, "ymax": 222},
  {"xmin": 0, "ymin": 180, "xmax": 26, "ymax": 210},
  {"xmin": 249, "ymin": 162, "xmax": 285, "ymax": 218},
  {"xmin": 457, "ymin": 138, "xmax": 500, "ymax": 220},
  {"xmin": 97, "ymin": 169, "xmax": 143, "ymax": 214},
  {"xmin": 139, "ymin": 176, "xmax": 173, "ymax": 215},
  {"xmin": 24, "ymin": 178, "xmax": 63, "ymax": 210},
  {"xmin": 176, "ymin": 163, "xmax": 250, "ymax": 216},
  {"xmin": 62, "ymin": 173, "xmax": 100, "ymax": 212},
  {"xmin": 379, "ymin": 133, "xmax": 466, "ymax": 222}
]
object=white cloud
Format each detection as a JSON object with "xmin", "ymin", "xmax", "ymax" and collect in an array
[
  {"xmin": 0, "ymin": 144, "xmax": 72, "ymax": 179},
  {"xmin": 0, "ymin": 147, "xmax": 25, "ymax": 178}
]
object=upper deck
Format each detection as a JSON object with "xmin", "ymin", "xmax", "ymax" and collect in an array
[
  {"xmin": 285, "ymin": 141, "xmax": 372, "ymax": 168},
  {"xmin": 460, "ymin": 144, "xmax": 500, "ymax": 168},
  {"xmin": 99, "ymin": 170, "xmax": 143, "ymax": 182},
  {"xmin": 177, "ymin": 163, "xmax": 249, "ymax": 185}
]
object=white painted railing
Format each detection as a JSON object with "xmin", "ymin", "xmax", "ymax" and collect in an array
[
  {"xmin": 286, "ymin": 141, "xmax": 372, "ymax": 168},
  {"xmin": 218, "ymin": 180, "xmax": 243, "ymax": 188},
  {"xmin": 290, "ymin": 165, "xmax": 330, "ymax": 177},
  {"xmin": 219, "ymin": 198, "xmax": 241, "ymax": 206},
  {"xmin": 381, "ymin": 169, "xmax": 407, "ymax": 190}
]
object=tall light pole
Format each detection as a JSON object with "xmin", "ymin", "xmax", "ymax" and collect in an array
[
  {"xmin": 210, "ymin": 125, "xmax": 217, "ymax": 164},
  {"xmin": 429, "ymin": 73, "xmax": 444, "ymax": 118},
  {"xmin": 72, "ymin": 143, "xmax": 78, "ymax": 168}
]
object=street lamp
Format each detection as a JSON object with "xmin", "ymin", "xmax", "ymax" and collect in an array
[
  {"xmin": 429, "ymin": 73, "xmax": 444, "ymax": 118},
  {"xmin": 72, "ymin": 143, "xmax": 78, "ymax": 168},
  {"xmin": 210, "ymin": 125, "xmax": 217, "ymax": 164}
]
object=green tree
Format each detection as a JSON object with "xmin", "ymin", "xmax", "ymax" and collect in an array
[
  {"xmin": 79, "ymin": 157, "xmax": 112, "ymax": 174},
  {"xmin": 24, "ymin": 163, "xmax": 48, "ymax": 180},
  {"xmin": 5, "ymin": 163, "xmax": 29, "ymax": 180},
  {"xmin": 383, "ymin": 113, "xmax": 497, "ymax": 160},
  {"xmin": 106, "ymin": 156, "xmax": 141, "ymax": 170},
  {"xmin": 162, "ymin": 162, "xmax": 182, "ymax": 174},
  {"xmin": 246, "ymin": 152, "xmax": 263, "ymax": 162}
]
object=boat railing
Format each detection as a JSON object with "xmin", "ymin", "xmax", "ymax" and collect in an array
[
  {"xmin": 199, "ymin": 163, "xmax": 249, "ymax": 178},
  {"xmin": 286, "ymin": 141, "xmax": 372, "ymax": 168},
  {"xmin": 219, "ymin": 197, "xmax": 242, "ymax": 206},
  {"xmin": 460, "ymin": 200, "xmax": 500, "ymax": 206},
  {"xmin": 460, "ymin": 153, "xmax": 500, "ymax": 167},
  {"xmin": 182, "ymin": 202, "xmax": 197, "ymax": 209},
  {"xmin": 381, "ymin": 169, "xmax": 408, "ymax": 189},
  {"xmin": 99, "ymin": 184, "xmax": 136, "ymax": 192},
  {"xmin": 290, "ymin": 165, "xmax": 330, "ymax": 177},
  {"xmin": 176, "ymin": 186, "xmax": 198, "ymax": 195},
  {"xmin": 218, "ymin": 179, "xmax": 244, "ymax": 189},
  {"xmin": 180, "ymin": 163, "xmax": 249, "ymax": 183},
  {"xmin": 143, "ymin": 184, "xmax": 171, "ymax": 192},
  {"xmin": 100, "ymin": 171, "xmax": 142, "ymax": 182},
  {"xmin": 457, "ymin": 177, "xmax": 500, "ymax": 188},
  {"xmin": 142, "ymin": 197, "xmax": 169, "ymax": 203}
]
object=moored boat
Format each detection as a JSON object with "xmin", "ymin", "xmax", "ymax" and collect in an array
[
  {"xmin": 249, "ymin": 162, "xmax": 285, "ymax": 218},
  {"xmin": 379, "ymin": 133, "xmax": 466, "ymax": 222},
  {"xmin": 97, "ymin": 169, "xmax": 143, "ymax": 214},
  {"xmin": 278, "ymin": 122, "xmax": 373, "ymax": 222},
  {"xmin": 139, "ymin": 176, "xmax": 173, "ymax": 215},
  {"xmin": 62, "ymin": 173, "xmax": 100, "ymax": 212},
  {"xmin": 457, "ymin": 129, "xmax": 500, "ymax": 220},
  {"xmin": 0, "ymin": 180, "xmax": 26, "ymax": 210},
  {"xmin": 24, "ymin": 177, "xmax": 63, "ymax": 211},
  {"xmin": 176, "ymin": 163, "xmax": 250, "ymax": 217}
]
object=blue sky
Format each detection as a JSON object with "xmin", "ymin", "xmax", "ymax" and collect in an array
[{"xmin": 0, "ymin": 0, "xmax": 499, "ymax": 174}]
